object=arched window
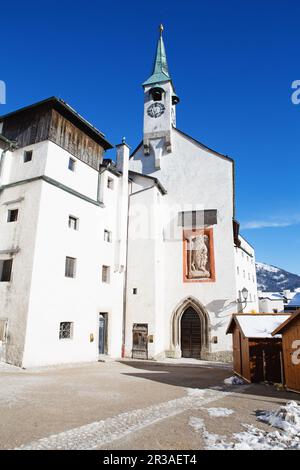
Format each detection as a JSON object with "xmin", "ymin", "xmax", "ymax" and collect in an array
[{"xmin": 149, "ymin": 87, "xmax": 164, "ymax": 102}]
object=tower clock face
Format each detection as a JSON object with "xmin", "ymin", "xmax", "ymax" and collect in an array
[{"xmin": 147, "ymin": 102, "xmax": 165, "ymax": 118}]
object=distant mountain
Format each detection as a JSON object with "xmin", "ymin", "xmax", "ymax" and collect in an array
[{"xmin": 256, "ymin": 262, "xmax": 300, "ymax": 292}]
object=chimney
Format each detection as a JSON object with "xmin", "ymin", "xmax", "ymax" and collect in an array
[{"xmin": 116, "ymin": 137, "xmax": 130, "ymax": 177}]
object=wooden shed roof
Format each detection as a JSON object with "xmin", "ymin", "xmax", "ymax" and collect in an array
[
  {"xmin": 271, "ymin": 309, "xmax": 300, "ymax": 336},
  {"xmin": 226, "ymin": 314, "xmax": 291, "ymax": 339}
]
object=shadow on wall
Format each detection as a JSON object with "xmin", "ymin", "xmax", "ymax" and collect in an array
[{"xmin": 205, "ymin": 299, "xmax": 237, "ymax": 332}]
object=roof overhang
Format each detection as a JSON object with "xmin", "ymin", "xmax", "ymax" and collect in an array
[
  {"xmin": 0, "ymin": 97, "xmax": 113, "ymax": 150},
  {"xmin": 272, "ymin": 309, "xmax": 300, "ymax": 336}
]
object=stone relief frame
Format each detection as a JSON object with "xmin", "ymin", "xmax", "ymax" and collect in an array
[{"xmin": 183, "ymin": 227, "xmax": 216, "ymax": 283}]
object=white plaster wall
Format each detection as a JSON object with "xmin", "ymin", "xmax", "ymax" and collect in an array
[
  {"xmin": 125, "ymin": 186, "xmax": 165, "ymax": 358},
  {"xmin": 22, "ymin": 173, "xmax": 125, "ymax": 367},
  {"xmin": 1, "ymin": 139, "xmax": 126, "ymax": 367},
  {"xmin": 259, "ymin": 297, "xmax": 284, "ymax": 313},
  {"xmin": 128, "ymin": 128, "xmax": 237, "ymax": 358},
  {"xmin": 0, "ymin": 181, "xmax": 42, "ymax": 365},
  {"xmin": 5, "ymin": 141, "xmax": 48, "ymax": 184},
  {"xmin": 44, "ymin": 141, "xmax": 99, "ymax": 200}
]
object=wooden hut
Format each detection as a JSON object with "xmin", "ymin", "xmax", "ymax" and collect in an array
[
  {"xmin": 272, "ymin": 310, "xmax": 300, "ymax": 393},
  {"xmin": 226, "ymin": 314, "xmax": 290, "ymax": 383}
]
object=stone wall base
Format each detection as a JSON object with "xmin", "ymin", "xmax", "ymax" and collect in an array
[
  {"xmin": 165, "ymin": 348, "xmax": 233, "ymax": 363},
  {"xmin": 201, "ymin": 350, "xmax": 233, "ymax": 363}
]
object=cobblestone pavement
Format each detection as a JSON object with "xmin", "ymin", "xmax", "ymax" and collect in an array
[{"xmin": 0, "ymin": 360, "xmax": 299, "ymax": 450}]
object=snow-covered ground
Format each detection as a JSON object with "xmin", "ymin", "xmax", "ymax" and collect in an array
[{"xmin": 190, "ymin": 401, "xmax": 300, "ymax": 450}]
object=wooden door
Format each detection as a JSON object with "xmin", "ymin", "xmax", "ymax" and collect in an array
[
  {"xmin": 181, "ymin": 308, "xmax": 201, "ymax": 358},
  {"xmin": 132, "ymin": 324, "xmax": 148, "ymax": 359},
  {"xmin": 99, "ymin": 313, "xmax": 108, "ymax": 355},
  {"xmin": 233, "ymin": 328, "xmax": 242, "ymax": 376}
]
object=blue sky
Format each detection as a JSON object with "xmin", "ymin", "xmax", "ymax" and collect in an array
[{"xmin": 1, "ymin": 0, "xmax": 300, "ymax": 274}]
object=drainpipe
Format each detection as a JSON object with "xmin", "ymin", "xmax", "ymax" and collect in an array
[{"xmin": 116, "ymin": 139, "xmax": 130, "ymax": 358}]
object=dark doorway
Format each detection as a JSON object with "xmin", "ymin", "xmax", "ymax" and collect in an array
[
  {"xmin": 181, "ymin": 307, "xmax": 201, "ymax": 358},
  {"xmin": 99, "ymin": 313, "xmax": 108, "ymax": 355},
  {"xmin": 132, "ymin": 323, "xmax": 148, "ymax": 359}
]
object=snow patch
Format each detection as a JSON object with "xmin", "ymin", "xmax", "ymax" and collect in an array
[
  {"xmin": 257, "ymin": 401, "xmax": 300, "ymax": 435},
  {"xmin": 206, "ymin": 408, "xmax": 234, "ymax": 418}
]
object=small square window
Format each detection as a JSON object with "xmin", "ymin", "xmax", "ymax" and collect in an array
[
  {"xmin": 68, "ymin": 216, "xmax": 79, "ymax": 230},
  {"xmin": 104, "ymin": 229, "xmax": 112, "ymax": 243},
  {"xmin": 102, "ymin": 265, "xmax": 110, "ymax": 283},
  {"xmin": 24, "ymin": 150, "xmax": 32, "ymax": 163},
  {"xmin": 7, "ymin": 209, "xmax": 18, "ymax": 223},
  {"xmin": 107, "ymin": 177, "xmax": 114, "ymax": 190},
  {"xmin": 59, "ymin": 322, "xmax": 73, "ymax": 340},
  {"xmin": 133, "ymin": 288, "xmax": 137, "ymax": 295},
  {"xmin": 65, "ymin": 257, "xmax": 76, "ymax": 278},
  {"xmin": 0, "ymin": 259, "xmax": 13, "ymax": 282},
  {"xmin": 68, "ymin": 158, "xmax": 76, "ymax": 171}
]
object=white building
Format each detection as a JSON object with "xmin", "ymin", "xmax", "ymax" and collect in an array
[
  {"xmin": 0, "ymin": 27, "xmax": 258, "ymax": 367},
  {"xmin": 235, "ymin": 235, "xmax": 259, "ymax": 313},
  {"xmin": 258, "ymin": 289, "xmax": 297, "ymax": 313}
]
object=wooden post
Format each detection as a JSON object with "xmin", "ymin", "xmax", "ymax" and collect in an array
[
  {"xmin": 280, "ymin": 351, "xmax": 285, "ymax": 385},
  {"xmin": 263, "ymin": 349, "xmax": 266, "ymax": 382}
]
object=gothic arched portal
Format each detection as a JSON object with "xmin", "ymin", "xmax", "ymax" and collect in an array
[{"xmin": 170, "ymin": 297, "xmax": 210, "ymax": 359}]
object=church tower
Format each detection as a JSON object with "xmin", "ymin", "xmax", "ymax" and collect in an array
[{"xmin": 143, "ymin": 25, "xmax": 180, "ymax": 168}]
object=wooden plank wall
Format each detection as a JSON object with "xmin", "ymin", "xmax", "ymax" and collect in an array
[
  {"xmin": 2, "ymin": 106, "xmax": 105, "ymax": 171},
  {"xmin": 49, "ymin": 110, "xmax": 104, "ymax": 171},
  {"xmin": 282, "ymin": 319, "xmax": 300, "ymax": 392}
]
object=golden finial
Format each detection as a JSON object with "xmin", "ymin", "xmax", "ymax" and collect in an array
[{"xmin": 159, "ymin": 24, "xmax": 164, "ymax": 36}]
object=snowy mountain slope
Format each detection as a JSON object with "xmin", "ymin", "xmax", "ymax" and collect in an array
[{"xmin": 256, "ymin": 262, "xmax": 300, "ymax": 292}]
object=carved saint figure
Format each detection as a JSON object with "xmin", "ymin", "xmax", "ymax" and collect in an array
[{"xmin": 189, "ymin": 234, "xmax": 210, "ymax": 278}]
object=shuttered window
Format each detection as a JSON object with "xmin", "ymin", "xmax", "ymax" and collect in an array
[
  {"xmin": 65, "ymin": 257, "xmax": 76, "ymax": 278},
  {"xmin": 102, "ymin": 266, "xmax": 110, "ymax": 283}
]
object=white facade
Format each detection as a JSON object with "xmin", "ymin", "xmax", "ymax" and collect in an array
[
  {"xmin": 258, "ymin": 293, "xmax": 284, "ymax": 313},
  {"xmin": 0, "ymin": 124, "xmax": 129, "ymax": 367},
  {"xmin": 235, "ymin": 235, "xmax": 259, "ymax": 313},
  {"xmin": 0, "ymin": 29, "xmax": 259, "ymax": 367}
]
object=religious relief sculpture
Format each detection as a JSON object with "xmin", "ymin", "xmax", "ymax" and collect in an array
[
  {"xmin": 184, "ymin": 229, "xmax": 215, "ymax": 281},
  {"xmin": 189, "ymin": 234, "xmax": 210, "ymax": 278}
]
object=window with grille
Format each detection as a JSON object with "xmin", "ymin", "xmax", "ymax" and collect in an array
[
  {"xmin": 24, "ymin": 150, "xmax": 33, "ymax": 163},
  {"xmin": 65, "ymin": 257, "xmax": 76, "ymax": 278},
  {"xmin": 59, "ymin": 322, "xmax": 73, "ymax": 339},
  {"xmin": 104, "ymin": 229, "xmax": 112, "ymax": 242},
  {"xmin": 68, "ymin": 158, "xmax": 76, "ymax": 171},
  {"xmin": 7, "ymin": 209, "xmax": 19, "ymax": 222},
  {"xmin": 68, "ymin": 216, "xmax": 79, "ymax": 230},
  {"xmin": 0, "ymin": 259, "xmax": 13, "ymax": 282},
  {"xmin": 102, "ymin": 265, "xmax": 110, "ymax": 283}
]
